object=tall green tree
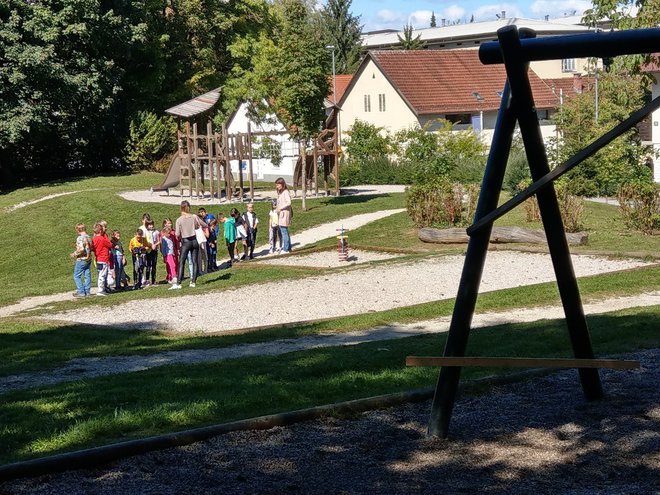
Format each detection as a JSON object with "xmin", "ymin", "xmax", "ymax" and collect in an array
[
  {"xmin": 554, "ymin": 71, "xmax": 653, "ymax": 196},
  {"xmin": 430, "ymin": 11, "xmax": 437, "ymax": 27},
  {"xmin": 320, "ymin": 0, "xmax": 363, "ymax": 74},
  {"xmin": 226, "ymin": 0, "xmax": 329, "ymax": 140},
  {"xmin": 397, "ymin": 24, "xmax": 426, "ymax": 50}
]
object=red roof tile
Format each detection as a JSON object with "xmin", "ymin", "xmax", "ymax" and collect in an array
[
  {"xmin": 544, "ymin": 75, "xmax": 595, "ymax": 100},
  {"xmin": 328, "ymin": 74, "xmax": 353, "ymax": 104},
  {"xmin": 367, "ymin": 49, "xmax": 558, "ymax": 114}
]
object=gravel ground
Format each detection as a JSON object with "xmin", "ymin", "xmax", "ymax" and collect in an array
[
  {"xmin": 2, "ymin": 348, "xmax": 657, "ymax": 494},
  {"xmin": 39, "ymin": 252, "xmax": 653, "ymax": 333},
  {"xmin": 258, "ymin": 249, "xmax": 401, "ymax": 268}
]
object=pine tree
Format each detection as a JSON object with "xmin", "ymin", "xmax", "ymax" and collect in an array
[
  {"xmin": 320, "ymin": 0, "xmax": 363, "ymax": 74},
  {"xmin": 397, "ymin": 24, "xmax": 426, "ymax": 50},
  {"xmin": 430, "ymin": 11, "xmax": 437, "ymax": 27}
]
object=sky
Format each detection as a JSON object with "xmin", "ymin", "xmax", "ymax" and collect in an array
[{"xmin": 349, "ymin": 0, "xmax": 594, "ymax": 32}]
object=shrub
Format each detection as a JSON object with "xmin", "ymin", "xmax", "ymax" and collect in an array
[
  {"xmin": 556, "ymin": 181, "xmax": 585, "ymax": 233},
  {"xmin": 518, "ymin": 180, "xmax": 541, "ymax": 223},
  {"xmin": 504, "ymin": 148, "xmax": 530, "ymax": 194},
  {"xmin": 125, "ymin": 112, "xmax": 177, "ymax": 171},
  {"xmin": 617, "ymin": 182, "xmax": 660, "ymax": 234},
  {"xmin": 344, "ymin": 120, "xmax": 391, "ymax": 164},
  {"xmin": 407, "ymin": 179, "xmax": 480, "ymax": 228},
  {"xmin": 340, "ymin": 156, "xmax": 412, "ymax": 186}
]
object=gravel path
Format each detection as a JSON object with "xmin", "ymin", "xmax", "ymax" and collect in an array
[
  {"xmin": 39, "ymin": 252, "xmax": 653, "ymax": 333},
  {"xmin": 118, "ymin": 184, "xmax": 407, "ymax": 206},
  {"xmin": 1, "ymin": 291, "xmax": 657, "ymax": 396},
  {"xmin": 2, "ymin": 348, "xmax": 657, "ymax": 494}
]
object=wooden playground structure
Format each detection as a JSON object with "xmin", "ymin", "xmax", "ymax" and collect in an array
[{"xmin": 156, "ymin": 89, "xmax": 340, "ymax": 201}]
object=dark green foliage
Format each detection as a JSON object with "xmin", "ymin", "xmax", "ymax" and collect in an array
[
  {"xmin": 340, "ymin": 157, "xmax": 412, "ymax": 186},
  {"xmin": 320, "ymin": 0, "xmax": 363, "ymax": 74},
  {"xmin": 503, "ymin": 144, "xmax": 531, "ymax": 194},
  {"xmin": 125, "ymin": 113, "xmax": 177, "ymax": 171},
  {"xmin": 343, "ymin": 120, "xmax": 391, "ymax": 164}
]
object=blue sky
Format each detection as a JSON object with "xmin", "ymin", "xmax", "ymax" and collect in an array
[{"xmin": 350, "ymin": 0, "xmax": 594, "ymax": 31}]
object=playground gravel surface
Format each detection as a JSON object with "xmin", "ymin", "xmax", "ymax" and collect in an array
[
  {"xmin": 37, "ymin": 251, "xmax": 653, "ymax": 333},
  {"xmin": 2, "ymin": 348, "xmax": 657, "ymax": 494}
]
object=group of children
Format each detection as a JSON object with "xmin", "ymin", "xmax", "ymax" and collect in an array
[{"xmin": 71, "ymin": 201, "xmax": 284, "ymax": 296}]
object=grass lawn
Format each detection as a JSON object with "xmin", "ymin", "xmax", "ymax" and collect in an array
[
  {"xmin": 1, "ymin": 305, "xmax": 657, "ymax": 464},
  {"xmin": 0, "ymin": 172, "xmax": 658, "ymax": 465}
]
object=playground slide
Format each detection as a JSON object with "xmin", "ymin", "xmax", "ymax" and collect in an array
[{"xmin": 151, "ymin": 155, "xmax": 181, "ymax": 193}]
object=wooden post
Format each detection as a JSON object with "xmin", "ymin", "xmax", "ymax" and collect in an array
[
  {"xmin": 313, "ymin": 139, "xmax": 318, "ymax": 197},
  {"xmin": 247, "ymin": 122, "xmax": 255, "ymax": 202},
  {"xmin": 186, "ymin": 122, "xmax": 193, "ymax": 198},
  {"xmin": 222, "ymin": 123, "xmax": 231, "ymax": 201},
  {"xmin": 207, "ymin": 119, "xmax": 214, "ymax": 201},
  {"xmin": 300, "ymin": 141, "xmax": 307, "ymax": 211},
  {"xmin": 192, "ymin": 121, "xmax": 199, "ymax": 198},
  {"xmin": 238, "ymin": 134, "xmax": 244, "ymax": 202}
]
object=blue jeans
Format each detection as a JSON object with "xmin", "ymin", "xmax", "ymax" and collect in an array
[
  {"xmin": 73, "ymin": 259, "xmax": 92, "ymax": 295},
  {"xmin": 279, "ymin": 226, "xmax": 291, "ymax": 252}
]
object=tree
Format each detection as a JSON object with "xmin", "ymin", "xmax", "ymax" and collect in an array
[
  {"xmin": 430, "ymin": 11, "xmax": 437, "ymax": 28},
  {"xmin": 553, "ymin": 71, "xmax": 653, "ymax": 196},
  {"xmin": 320, "ymin": 0, "xmax": 363, "ymax": 74},
  {"xmin": 397, "ymin": 24, "xmax": 426, "ymax": 50}
]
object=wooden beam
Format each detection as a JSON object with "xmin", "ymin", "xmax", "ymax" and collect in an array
[{"xmin": 406, "ymin": 356, "xmax": 640, "ymax": 370}]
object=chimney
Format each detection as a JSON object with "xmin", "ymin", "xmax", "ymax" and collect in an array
[
  {"xmin": 544, "ymin": 15, "xmax": 549, "ymax": 21},
  {"xmin": 573, "ymin": 73, "xmax": 583, "ymax": 93},
  {"xmin": 501, "ymin": 10, "xmax": 506, "ymax": 19},
  {"xmin": 441, "ymin": 18, "xmax": 446, "ymax": 27}
]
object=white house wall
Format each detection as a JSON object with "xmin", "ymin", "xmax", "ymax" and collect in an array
[
  {"xmin": 339, "ymin": 59, "xmax": 418, "ymax": 140},
  {"xmin": 226, "ymin": 102, "xmax": 297, "ymax": 182},
  {"xmin": 652, "ymin": 76, "xmax": 660, "ymax": 183}
]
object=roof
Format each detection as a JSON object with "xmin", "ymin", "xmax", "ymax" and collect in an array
[
  {"xmin": 361, "ymin": 18, "xmax": 592, "ymax": 49},
  {"xmin": 165, "ymin": 87, "xmax": 222, "ymax": 118},
  {"xmin": 327, "ymin": 75, "xmax": 353, "ymax": 106},
  {"xmin": 544, "ymin": 76, "xmax": 595, "ymax": 99},
  {"xmin": 344, "ymin": 49, "xmax": 558, "ymax": 115}
]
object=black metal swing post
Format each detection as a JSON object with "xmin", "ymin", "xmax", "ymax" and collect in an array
[{"xmin": 428, "ymin": 25, "xmax": 660, "ymax": 438}]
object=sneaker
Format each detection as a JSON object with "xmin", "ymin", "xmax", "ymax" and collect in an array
[
  {"xmin": 240, "ymin": 255, "xmax": 246, "ymax": 261},
  {"xmin": 281, "ymin": 250, "xmax": 290, "ymax": 254},
  {"xmin": 171, "ymin": 278, "xmax": 178, "ymax": 285},
  {"xmin": 168, "ymin": 284, "xmax": 181, "ymax": 290},
  {"xmin": 96, "ymin": 291, "xmax": 107, "ymax": 297},
  {"xmin": 268, "ymin": 249, "xmax": 274, "ymax": 255},
  {"xmin": 73, "ymin": 292, "xmax": 85, "ymax": 298},
  {"xmin": 189, "ymin": 282, "xmax": 196, "ymax": 288}
]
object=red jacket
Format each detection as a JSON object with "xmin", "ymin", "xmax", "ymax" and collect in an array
[{"xmin": 92, "ymin": 234, "xmax": 113, "ymax": 264}]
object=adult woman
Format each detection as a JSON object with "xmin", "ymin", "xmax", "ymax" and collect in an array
[
  {"xmin": 171, "ymin": 200, "xmax": 206, "ymax": 289},
  {"xmin": 275, "ymin": 177, "xmax": 292, "ymax": 253}
]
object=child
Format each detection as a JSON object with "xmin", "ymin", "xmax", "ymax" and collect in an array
[
  {"xmin": 145, "ymin": 220, "xmax": 160, "ymax": 286},
  {"xmin": 128, "ymin": 229, "xmax": 150, "ymax": 290},
  {"xmin": 91, "ymin": 222, "xmax": 113, "ymax": 296},
  {"xmin": 232, "ymin": 208, "xmax": 248, "ymax": 261},
  {"xmin": 70, "ymin": 223, "xmax": 92, "ymax": 297},
  {"xmin": 160, "ymin": 225, "xmax": 177, "ymax": 284},
  {"xmin": 222, "ymin": 212, "xmax": 236, "ymax": 267},
  {"xmin": 111, "ymin": 230, "xmax": 130, "ymax": 290},
  {"xmin": 242, "ymin": 203, "xmax": 259, "ymax": 259},
  {"xmin": 163, "ymin": 218, "xmax": 179, "ymax": 272},
  {"xmin": 268, "ymin": 200, "xmax": 281, "ymax": 254},
  {"xmin": 207, "ymin": 218, "xmax": 218, "ymax": 272}
]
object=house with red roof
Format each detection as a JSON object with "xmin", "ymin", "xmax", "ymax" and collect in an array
[{"xmin": 337, "ymin": 49, "xmax": 559, "ymax": 149}]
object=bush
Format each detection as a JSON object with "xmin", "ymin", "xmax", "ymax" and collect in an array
[
  {"xmin": 340, "ymin": 156, "xmax": 413, "ymax": 186},
  {"xmin": 617, "ymin": 182, "xmax": 660, "ymax": 234},
  {"xmin": 504, "ymin": 148, "xmax": 530, "ymax": 194},
  {"xmin": 125, "ymin": 112, "xmax": 177, "ymax": 171},
  {"xmin": 344, "ymin": 120, "xmax": 391, "ymax": 164},
  {"xmin": 407, "ymin": 179, "xmax": 480, "ymax": 228},
  {"xmin": 556, "ymin": 181, "xmax": 585, "ymax": 233},
  {"xmin": 517, "ymin": 180, "xmax": 541, "ymax": 223}
]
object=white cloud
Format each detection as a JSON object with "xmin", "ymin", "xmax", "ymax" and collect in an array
[
  {"xmin": 530, "ymin": 0, "xmax": 591, "ymax": 18},
  {"xmin": 375, "ymin": 9, "xmax": 407, "ymax": 24}
]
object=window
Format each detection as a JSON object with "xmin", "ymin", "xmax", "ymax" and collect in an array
[
  {"xmin": 562, "ymin": 58, "xmax": 576, "ymax": 72},
  {"xmin": 445, "ymin": 113, "xmax": 471, "ymax": 125},
  {"xmin": 378, "ymin": 94, "xmax": 386, "ymax": 112},
  {"xmin": 364, "ymin": 94, "xmax": 371, "ymax": 112}
]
